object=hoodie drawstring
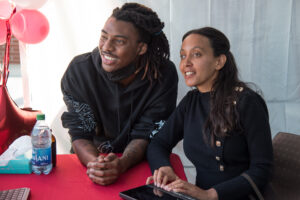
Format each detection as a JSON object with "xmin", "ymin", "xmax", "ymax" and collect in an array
[{"xmin": 116, "ymin": 84, "xmax": 121, "ymax": 134}]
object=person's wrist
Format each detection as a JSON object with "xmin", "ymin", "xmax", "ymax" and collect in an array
[
  {"xmin": 118, "ymin": 157, "xmax": 129, "ymax": 173},
  {"xmin": 205, "ymin": 188, "xmax": 218, "ymax": 200},
  {"xmin": 86, "ymin": 155, "xmax": 98, "ymax": 166}
]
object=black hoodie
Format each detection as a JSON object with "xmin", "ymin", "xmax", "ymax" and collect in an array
[{"xmin": 61, "ymin": 48, "xmax": 178, "ymax": 152}]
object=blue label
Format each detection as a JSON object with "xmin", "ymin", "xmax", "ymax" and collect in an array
[{"xmin": 32, "ymin": 147, "xmax": 52, "ymax": 166}]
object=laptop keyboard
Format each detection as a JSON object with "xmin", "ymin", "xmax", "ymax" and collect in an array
[{"xmin": 0, "ymin": 188, "xmax": 30, "ymax": 200}]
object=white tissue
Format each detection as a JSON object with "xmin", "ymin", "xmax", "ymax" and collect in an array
[{"xmin": 0, "ymin": 136, "xmax": 32, "ymax": 166}]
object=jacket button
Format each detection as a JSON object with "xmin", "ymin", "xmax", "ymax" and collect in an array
[
  {"xmin": 220, "ymin": 165, "xmax": 224, "ymax": 171},
  {"xmin": 216, "ymin": 156, "xmax": 220, "ymax": 161},
  {"xmin": 216, "ymin": 140, "xmax": 221, "ymax": 147}
]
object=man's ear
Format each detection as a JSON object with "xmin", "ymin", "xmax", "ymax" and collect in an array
[
  {"xmin": 138, "ymin": 43, "xmax": 147, "ymax": 55},
  {"xmin": 215, "ymin": 54, "xmax": 227, "ymax": 70}
]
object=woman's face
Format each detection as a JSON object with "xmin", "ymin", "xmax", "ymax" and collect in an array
[{"xmin": 179, "ymin": 33, "xmax": 221, "ymax": 92}]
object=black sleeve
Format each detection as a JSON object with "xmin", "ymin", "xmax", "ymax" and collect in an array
[
  {"xmin": 130, "ymin": 61, "xmax": 179, "ymax": 141},
  {"xmin": 213, "ymin": 91, "xmax": 273, "ymax": 200},
  {"xmin": 147, "ymin": 93, "xmax": 190, "ymax": 173},
  {"xmin": 60, "ymin": 64, "xmax": 97, "ymax": 142}
]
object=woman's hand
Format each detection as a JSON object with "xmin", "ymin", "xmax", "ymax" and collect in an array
[
  {"xmin": 165, "ymin": 179, "xmax": 218, "ymax": 200},
  {"xmin": 146, "ymin": 166, "xmax": 178, "ymax": 188}
]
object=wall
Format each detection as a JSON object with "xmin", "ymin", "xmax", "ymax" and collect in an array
[{"xmin": 0, "ymin": 36, "xmax": 20, "ymax": 64}]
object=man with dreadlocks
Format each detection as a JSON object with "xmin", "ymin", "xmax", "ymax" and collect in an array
[{"xmin": 60, "ymin": 3, "xmax": 178, "ymax": 185}]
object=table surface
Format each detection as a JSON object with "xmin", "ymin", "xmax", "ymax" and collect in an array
[{"xmin": 0, "ymin": 154, "xmax": 187, "ymax": 200}]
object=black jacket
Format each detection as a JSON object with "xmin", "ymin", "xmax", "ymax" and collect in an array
[{"xmin": 61, "ymin": 48, "xmax": 178, "ymax": 152}]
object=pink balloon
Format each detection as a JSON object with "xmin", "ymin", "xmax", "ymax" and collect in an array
[
  {"xmin": 0, "ymin": 19, "xmax": 7, "ymax": 45},
  {"xmin": 10, "ymin": 9, "xmax": 49, "ymax": 44},
  {"xmin": 0, "ymin": 0, "xmax": 15, "ymax": 20}
]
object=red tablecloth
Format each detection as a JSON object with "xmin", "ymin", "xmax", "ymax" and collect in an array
[{"xmin": 0, "ymin": 154, "xmax": 187, "ymax": 200}]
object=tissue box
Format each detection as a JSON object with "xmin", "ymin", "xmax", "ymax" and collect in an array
[{"xmin": 0, "ymin": 151, "xmax": 32, "ymax": 174}]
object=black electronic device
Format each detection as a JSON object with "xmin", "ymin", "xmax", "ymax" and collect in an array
[{"xmin": 119, "ymin": 184, "xmax": 196, "ymax": 200}]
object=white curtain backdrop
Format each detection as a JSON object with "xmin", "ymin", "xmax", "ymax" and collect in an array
[{"xmin": 22, "ymin": 0, "xmax": 300, "ymax": 154}]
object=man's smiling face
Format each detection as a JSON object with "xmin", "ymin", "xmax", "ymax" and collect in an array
[{"xmin": 99, "ymin": 17, "xmax": 145, "ymax": 73}]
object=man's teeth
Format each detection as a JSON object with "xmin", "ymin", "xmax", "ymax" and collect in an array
[
  {"xmin": 185, "ymin": 72, "xmax": 195, "ymax": 76},
  {"xmin": 104, "ymin": 55, "xmax": 117, "ymax": 61}
]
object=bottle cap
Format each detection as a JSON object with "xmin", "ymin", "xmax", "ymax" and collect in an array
[{"xmin": 36, "ymin": 113, "xmax": 45, "ymax": 120}]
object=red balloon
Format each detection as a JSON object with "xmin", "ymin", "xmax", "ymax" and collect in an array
[
  {"xmin": 10, "ymin": 9, "xmax": 49, "ymax": 44},
  {"xmin": 0, "ymin": 19, "xmax": 7, "ymax": 45}
]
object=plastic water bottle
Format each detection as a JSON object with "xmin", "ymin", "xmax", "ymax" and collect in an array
[{"xmin": 31, "ymin": 113, "xmax": 53, "ymax": 175}]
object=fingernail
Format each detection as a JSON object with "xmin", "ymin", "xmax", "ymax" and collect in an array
[{"xmin": 157, "ymin": 183, "xmax": 161, "ymax": 187}]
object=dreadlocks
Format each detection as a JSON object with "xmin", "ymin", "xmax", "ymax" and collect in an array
[{"xmin": 112, "ymin": 3, "xmax": 170, "ymax": 82}]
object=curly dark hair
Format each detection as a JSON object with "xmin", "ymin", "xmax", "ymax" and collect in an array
[
  {"xmin": 112, "ymin": 3, "xmax": 170, "ymax": 81},
  {"xmin": 182, "ymin": 27, "xmax": 249, "ymax": 146}
]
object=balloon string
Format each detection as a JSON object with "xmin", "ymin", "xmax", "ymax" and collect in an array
[
  {"xmin": 2, "ymin": 8, "xmax": 16, "ymax": 87},
  {"xmin": 3, "ymin": 20, "xmax": 12, "ymax": 86}
]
